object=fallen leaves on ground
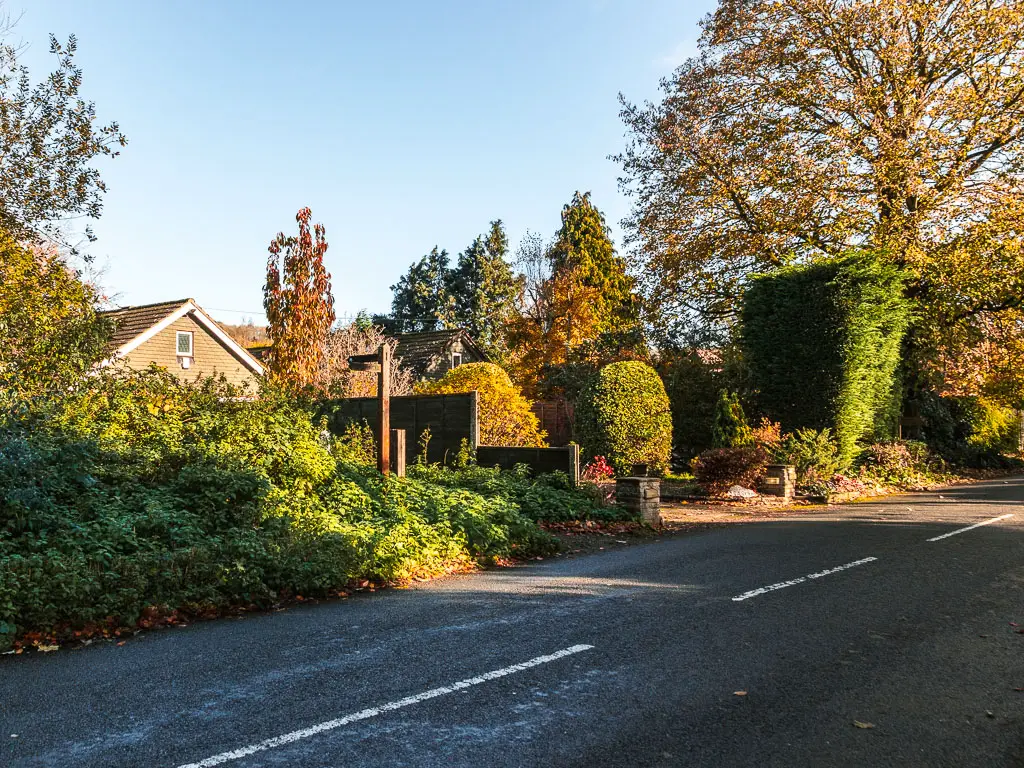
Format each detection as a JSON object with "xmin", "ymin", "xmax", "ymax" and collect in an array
[
  {"xmin": 853, "ymin": 721, "xmax": 875, "ymax": 729},
  {"xmin": 734, "ymin": 690, "xmax": 748, "ymax": 696}
]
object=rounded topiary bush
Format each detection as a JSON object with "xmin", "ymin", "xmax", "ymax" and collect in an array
[
  {"xmin": 575, "ymin": 361, "xmax": 672, "ymax": 475},
  {"xmin": 415, "ymin": 362, "xmax": 547, "ymax": 447}
]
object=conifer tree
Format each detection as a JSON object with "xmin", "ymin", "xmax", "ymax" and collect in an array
[
  {"xmin": 549, "ymin": 192, "xmax": 638, "ymax": 335},
  {"xmin": 448, "ymin": 220, "xmax": 523, "ymax": 358},
  {"xmin": 388, "ymin": 247, "xmax": 455, "ymax": 333},
  {"xmin": 711, "ymin": 390, "xmax": 752, "ymax": 448}
]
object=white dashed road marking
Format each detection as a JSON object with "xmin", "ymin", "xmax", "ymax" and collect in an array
[
  {"xmin": 926, "ymin": 514, "xmax": 1014, "ymax": 542},
  {"xmin": 175, "ymin": 644, "xmax": 595, "ymax": 768},
  {"xmin": 732, "ymin": 557, "xmax": 879, "ymax": 602}
]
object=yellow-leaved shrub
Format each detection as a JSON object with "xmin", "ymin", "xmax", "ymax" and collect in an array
[{"xmin": 415, "ymin": 363, "xmax": 547, "ymax": 447}]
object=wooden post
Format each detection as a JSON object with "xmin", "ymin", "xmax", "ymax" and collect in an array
[
  {"xmin": 390, "ymin": 429, "xmax": 406, "ymax": 477},
  {"xmin": 378, "ymin": 344, "xmax": 391, "ymax": 475}
]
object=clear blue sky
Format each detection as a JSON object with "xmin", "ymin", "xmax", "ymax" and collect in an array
[{"xmin": 17, "ymin": 1, "xmax": 713, "ymax": 325}]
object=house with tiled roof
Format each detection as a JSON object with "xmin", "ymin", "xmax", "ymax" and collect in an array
[
  {"xmin": 98, "ymin": 299, "xmax": 264, "ymax": 387},
  {"xmin": 393, "ymin": 329, "xmax": 488, "ymax": 381}
]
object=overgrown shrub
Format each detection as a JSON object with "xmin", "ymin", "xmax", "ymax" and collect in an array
[
  {"xmin": 917, "ymin": 392, "xmax": 1022, "ymax": 467},
  {"xmin": 415, "ymin": 362, "xmax": 546, "ymax": 447},
  {"xmin": 408, "ymin": 462, "xmax": 629, "ymax": 523},
  {"xmin": 692, "ymin": 445, "xmax": 768, "ymax": 495},
  {"xmin": 968, "ymin": 399, "xmax": 1021, "ymax": 454},
  {"xmin": 575, "ymin": 361, "xmax": 672, "ymax": 475},
  {"xmin": 857, "ymin": 441, "xmax": 944, "ymax": 487},
  {"xmin": 772, "ymin": 428, "xmax": 841, "ymax": 485},
  {"xmin": 333, "ymin": 420, "xmax": 376, "ymax": 466},
  {"xmin": 0, "ymin": 368, "xmax": 610, "ymax": 649},
  {"xmin": 742, "ymin": 253, "xmax": 912, "ymax": 467}
]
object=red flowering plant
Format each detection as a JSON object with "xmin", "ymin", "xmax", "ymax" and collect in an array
[{"xmin": 581, "ymin": 455, "xmax": 615, "ymax": 482}]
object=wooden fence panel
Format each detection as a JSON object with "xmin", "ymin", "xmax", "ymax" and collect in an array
[
  {"xmin": 320, "ymin": 392, "xmax": 478, "ymax": 466},
  {"xmin": 531, "ymin": 399, "xmax": 574, "ymax": 446}
]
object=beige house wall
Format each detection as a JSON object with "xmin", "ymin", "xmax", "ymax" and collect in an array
[
  {"xmin": 420, "ymin": 338, "xmax": 488, "ymax": 380},
  {"xmin": 123, "ymin": 314, "xmax": 259, "ymax": 388}
]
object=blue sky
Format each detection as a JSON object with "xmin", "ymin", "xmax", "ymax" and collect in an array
[{"xmin": 16, "ymin": 1, "xmax": 713, "ymax": 325}]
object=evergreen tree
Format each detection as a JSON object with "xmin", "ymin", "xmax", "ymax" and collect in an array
[
  {"xmin": 448, "ymin": 220, "xmax": 523, "ymax": 358},
  {"xmin": 711, "ymin": 390, "xmax": 752, "ymax": 448},
  {"xmin": 389, "ymin": 247, "xmax": 455, "ymax": 332},
  {"xmin": 549, "ymin": 192, "xmax": 638, "ymax": 334},
  {"xmin": 505, "ymin": 194, "xmax": 645, "ymax": 397}
]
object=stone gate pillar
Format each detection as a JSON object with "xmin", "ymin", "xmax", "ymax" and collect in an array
[{"xmin": 616, "ymin": 476, "xmax": 661, "ymax": 525}]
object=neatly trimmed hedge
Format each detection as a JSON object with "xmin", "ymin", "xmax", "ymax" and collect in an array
[
  {"xmin": 741, "ymin": 254, "xmax": 912, "ymax": 467},
  {"xmin": 575, "ymin": 360, "xmax": 672, "ymax": 475}
]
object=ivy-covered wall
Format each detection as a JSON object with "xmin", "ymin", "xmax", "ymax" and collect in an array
[{"xmin": 741, "ymin": 254, "xmax": 912, "ymax": 466}]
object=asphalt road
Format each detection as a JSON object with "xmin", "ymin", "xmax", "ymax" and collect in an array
[{"xmin": 3, "ymin": 476, "xmax": 1024, "ymax": 767}]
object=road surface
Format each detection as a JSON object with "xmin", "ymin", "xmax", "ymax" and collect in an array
[{"xmin": 3, "ymin": 476, "xmax": 1023, "ymax": 767}]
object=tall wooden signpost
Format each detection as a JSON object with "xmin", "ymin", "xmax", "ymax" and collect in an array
[{"xmin": 347, "ymin": 344, "xmax": 393, "ymax": 476}]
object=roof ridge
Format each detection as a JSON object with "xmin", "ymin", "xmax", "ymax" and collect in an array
[{"xmin": 99, "ymin": 298, "xmax": 191, "ymax": 315}]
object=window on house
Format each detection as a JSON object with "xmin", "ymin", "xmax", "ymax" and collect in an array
[
  {"xmin": 451, "ymin": 352, "xmax": 463, "ymax": 368},
  {"xmin": 176, "ymin": 331, "xmax": 194, "ymax": 357}
]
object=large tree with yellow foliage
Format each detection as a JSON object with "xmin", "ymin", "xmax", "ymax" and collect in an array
[{"xmin": 619, "ymin": 0, "xmax": 1024, "ymax": 401}]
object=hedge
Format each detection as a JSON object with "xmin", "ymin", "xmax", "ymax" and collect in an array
[
  {"xmin": 575, "ymin": 360, "xmax": 672, "ymax": 475},
  {"xmin": 741, "ymin": 253, "xmax": 912, "ymax": 467}
]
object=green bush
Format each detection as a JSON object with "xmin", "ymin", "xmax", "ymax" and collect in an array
[
  {"xmin": 857, "ymin": 441, "xmax": 944, "ymax": 487},
  {"xmin": 692, "ymin": 446, "xmax": 768, "ymax": 495},
  {"xmin": 408, "ymin": 462, "xmax": 631, "ymax": 523},
  {"xmin": 772, "ymin": 428, "xmax": 841, "ymax": 485},
  {"xmin": 575, "ymin": 361, "xmax": 672, "ymax": 475},
  {"xmin": 712, "ymin": 390, "xmax": 752, "ymax": 448},
  {"xmin": 0, "ymin": 368, "xmax": 616, "ymax": 648},
  {"xmin": 741, "ymin": 253, "xmax": 912, "ymax": 468},
  {"xmin": 657, "ymin": 346, "xmax": 747, "ymax": 464},
  {"xmin": 969, "ymin": 399, "xmax": 1021, "ymax": 454},
  {"xmin": 917, "ymin": 392, "xmax": 1022, "ymax": 467}
]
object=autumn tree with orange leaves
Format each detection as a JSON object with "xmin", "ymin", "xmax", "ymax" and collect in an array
[
  {"xmin": 505, "ymin": 193, "xmax": 643, "ymax": 399},
  {"xmin": 263, "ymin": 207, "xmax": 335, "ymax": 387}
]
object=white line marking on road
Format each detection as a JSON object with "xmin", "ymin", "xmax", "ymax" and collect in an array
[
  {"xmin": 175, "ymin": 644, "xmax": 595, "ymax": 768},
  {"xmin": 926, "ymin": 514, "xmax": 1014, "ymax": 542},
  {"xmin": 731, "ymin": 557, "xmax": 879, "ymax": 602}
]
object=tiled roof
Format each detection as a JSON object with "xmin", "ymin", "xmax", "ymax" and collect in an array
[
  {"xmin": 393, "ymin": 330, "xmax": 470, "ymax": 375},
  {"xmin": 246, "ymin": 343, "xmax": 271, "ymax": 362},
  {"xmin": 99, "ymin": 299, "xmax": 190, "ymax": 350}
]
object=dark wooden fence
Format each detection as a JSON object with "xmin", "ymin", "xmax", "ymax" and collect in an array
[
  {"xmin": 531, "ymin": 398, "xmax": 574, "ymax": 446},
  {"xmin": 320, "ymin": 392, "xmax": 479, "ymax": 466},
  {"xmin": 476, "ymin": 444, "xmax": 580, "ymax": 486}
]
